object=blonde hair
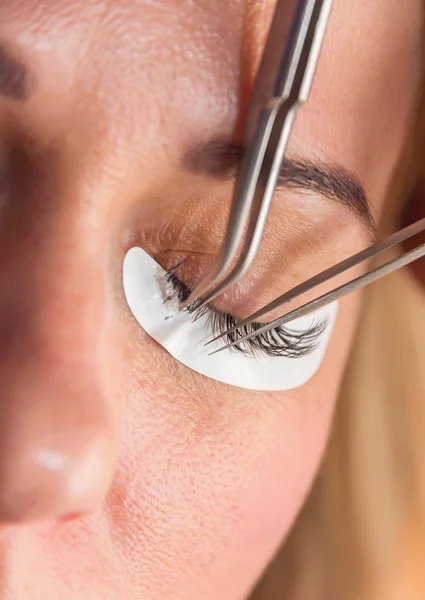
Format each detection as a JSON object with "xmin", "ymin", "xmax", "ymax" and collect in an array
[{"xmin": 252, "ymin": 75, "xmax": 425, "ymax": 600}]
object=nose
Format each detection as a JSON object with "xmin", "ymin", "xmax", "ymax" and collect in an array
[
  {"xmin": 0, "ymin": 215, "xmax": 117, "ymax": 523},
  {"xmin": 0, "ymin": 364, "xmax": 116, "ymax": 523}
]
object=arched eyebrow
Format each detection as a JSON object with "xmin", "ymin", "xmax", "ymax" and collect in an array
[
  {"xmin": 0, "ymin": 45, "xmax": 32, "ymax": 102},
  {"xmin": 183, "ymin": 138, "xmax": 375, "ymax": 234}
]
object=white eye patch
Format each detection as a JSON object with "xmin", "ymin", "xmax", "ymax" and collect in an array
[{"xmin": 123, "ymin": 247, "xmax": 338, "ymax": 391}]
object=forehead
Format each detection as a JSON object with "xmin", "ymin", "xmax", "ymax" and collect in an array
[
  {"xmin": 0, "ymin": 0, "xmax": 422, "ymax": 199},
  {"xmin": 0, "ymin": 0, "xmax": 244, "ymax": 151}
]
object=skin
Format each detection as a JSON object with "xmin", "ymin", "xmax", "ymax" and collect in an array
[{"xmin": 0, "ymin": 1, "xmax": 423, "ymax": 598}]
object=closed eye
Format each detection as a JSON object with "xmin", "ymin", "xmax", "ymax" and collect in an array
[{"xmin": 165, "ymin": 271, "xmax": 329, "ymax": 359}]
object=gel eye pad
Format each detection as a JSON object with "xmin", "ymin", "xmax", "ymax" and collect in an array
[{"xmin": 122, "ymin": 247, "xmax": 338, "ymax": 391}]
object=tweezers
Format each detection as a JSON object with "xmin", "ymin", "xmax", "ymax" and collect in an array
[
  {"xmin": 181, "ymin": 0, "xmax": 425, "ymax": 355},
  {"xmin": 208, "ymin": 217, "xmax": 425, "ymax": 354},
  {"xmin": 182, "ymin": 0, "xmax": 334, "ymax": 308}
]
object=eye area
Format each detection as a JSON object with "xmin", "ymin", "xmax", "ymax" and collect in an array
[
  {"xmin": 165, "ymin": 270, "xmax": 329, "ymax": 359},
  {"xmin": 123, "ymin": 247, "xmax": 338, "ymax": 390}
]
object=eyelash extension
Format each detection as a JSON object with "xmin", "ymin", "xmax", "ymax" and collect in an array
[{"xmin": 165, "ymin": 271, "xmax": 328, "ymax": 359}]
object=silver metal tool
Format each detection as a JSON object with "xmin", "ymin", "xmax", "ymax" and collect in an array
[
  {"xmin": 208, "ymin": 217, "xmax": 425, "ymax": 355},
  {"xmin": 181, "ymin": 0, "xmax": 334, "ymax": 309}
]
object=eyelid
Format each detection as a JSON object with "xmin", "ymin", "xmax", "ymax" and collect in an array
[
  {"xmin": 165, "ymin": 271, "xmax": 328, "ymax": 359},
  {"xmin": 157, "ymin": 250, "xmax": 262, "ymax": 319}
]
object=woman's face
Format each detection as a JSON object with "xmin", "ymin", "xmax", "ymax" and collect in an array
[{"xmin": 0, "ymin": 1, "xmax": 422, "ymax": 598}]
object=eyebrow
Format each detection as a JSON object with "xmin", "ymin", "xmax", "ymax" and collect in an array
[
  {"xmin": 0, "ymin": 45, "xmax": 32, "ymax": 101},
  {"xmin": 182, "ymin": 139, "xmax": 375, "ymax": 232}
]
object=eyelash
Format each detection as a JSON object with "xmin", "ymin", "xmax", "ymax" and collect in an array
[{"xmin": 165, "ymin": 271, "xmax": 328, "ymax": 359}]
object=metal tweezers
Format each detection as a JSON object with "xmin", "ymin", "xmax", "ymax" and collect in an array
[{"xmin": 182, "ymin": 0, "xmax": 425, "ymax": 353}]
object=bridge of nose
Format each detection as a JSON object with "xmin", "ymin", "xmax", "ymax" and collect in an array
[{"xmin": 0, "ymin": 201, "xmax": 119, "ymax": 523}]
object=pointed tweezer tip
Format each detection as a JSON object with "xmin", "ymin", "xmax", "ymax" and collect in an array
[
  {"xmin": 208, "ymin": 340, "xmax": 236, "ymax": 356},
  {"xmin": 178, "ymin": 291, "xmax": 197, "ymax": 311},
  {"xmin": 208, "ymin": 346, "xmax": 225, "ymax": 356},
  {"xmin": 204, "ymin": 333, "xmax": 225, "ymax": 347},
  {"xmin": 179, "ymin": 294, "xmax": 208, "ymax": 312},
  {"xmin": 178, "ymin": 299, "xmax": 190, "ymax": 311}
]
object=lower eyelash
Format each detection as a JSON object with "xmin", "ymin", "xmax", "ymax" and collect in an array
[{"xmin": 165, "ymin": 271, "xmax": 328, "ymax": 359}]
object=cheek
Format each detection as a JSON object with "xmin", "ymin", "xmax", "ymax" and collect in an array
[
  {"xmin": 105, "ymin": 321, "xmax": 343, "ymax": 598},
  {"xmin": 98, "ymin": 254, "xmax": 359, "ymax": 597}
]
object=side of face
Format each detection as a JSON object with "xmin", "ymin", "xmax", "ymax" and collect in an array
[{"xmin": 0, "ymin": 1, "xmax": 423, "ymax": 599}]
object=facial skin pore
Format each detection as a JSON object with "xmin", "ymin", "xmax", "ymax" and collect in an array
[{"xmin": 0, "ymin": 1, "xmax": 423, "ymax": 598}]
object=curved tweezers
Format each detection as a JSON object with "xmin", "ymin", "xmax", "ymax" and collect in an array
[{"xmin": 181, "ymin": 0, "xmax": 334, "ymax": 309}]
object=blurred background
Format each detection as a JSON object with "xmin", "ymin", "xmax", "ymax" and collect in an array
[{"xmin": 252, "ymin": 88, "xmax": 425, "ymax": 600}]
